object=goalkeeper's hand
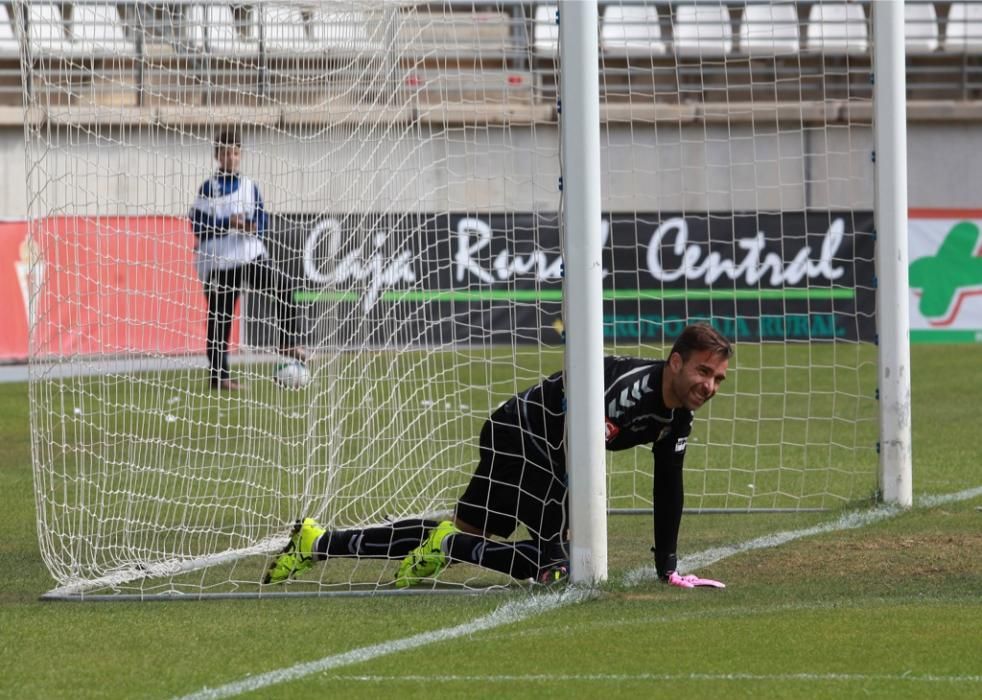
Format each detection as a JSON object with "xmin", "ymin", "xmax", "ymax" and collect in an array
[
  {"xmin": 229, "ymin": 214, "xmax": 256, "ymax": 233},
  {"xmin": 654, "ymin": 549, "xmax": 725, "ymax": 588},
  {"xmin": 666, "ymin": 571, "xmax": 726, "ymax": 589}
]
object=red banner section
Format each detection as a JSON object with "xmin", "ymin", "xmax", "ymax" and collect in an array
[
  {"xmin": 0, "ymin": 216, "xmax": 228, "ymax": 362},
  {"xmin": 0, "ymin": 221, "xmax": 31, "ymax": 360}
]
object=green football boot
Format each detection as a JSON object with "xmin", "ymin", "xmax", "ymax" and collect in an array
[
  {"xmin": 263, "ymin": 517, "xmax": 326, "ymax": 584},
  {"xmin": 535, "ymin": 562, "xmax": 570, "ymax": 586},
  {"xmin": 395, "ymin": 520, "xmax": 460, "ymax": 588}
]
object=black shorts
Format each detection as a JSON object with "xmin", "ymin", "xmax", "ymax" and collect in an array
[{"xmin": 455, "ymin": 409, "xmax": 568, "ymax": 543}]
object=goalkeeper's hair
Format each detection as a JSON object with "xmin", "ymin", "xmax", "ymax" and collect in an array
[{"xmin": 670, "ymin": 323, "xmax": 733, "ymax": 362}]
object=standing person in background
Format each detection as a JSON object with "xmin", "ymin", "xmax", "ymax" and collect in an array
[{"xmin": 190, "ymin": 129, "xmax": 307, "ymax": 391}]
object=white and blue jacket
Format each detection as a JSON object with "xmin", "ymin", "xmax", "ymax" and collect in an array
[{"xmin": 189, "ymin": 171, "xmax": 270, "ymax": 281}]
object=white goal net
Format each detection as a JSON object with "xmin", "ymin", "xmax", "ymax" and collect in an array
[{"xmin": 22, "ymin": 1, "xmax": 885, "ymax": 598}]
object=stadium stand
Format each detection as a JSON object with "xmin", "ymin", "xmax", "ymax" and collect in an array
[
  {"xmin": 191, "ymin": 4, "xmax": 259, "ymax": 55},
  {"xmin": 3, "ymin": 2, "xmax": 982, "ymax": 116},
  {"xmin": 805, "ymin": 1, "xmax": 868, "ymax": 54},
  {"xmin": 261, "ymin": 4, "xmax": 310, "ymax": 56},
  {"xmin": 601, "ymin": 5, "xmax": 666, "ymax": 57},
  {"xmin": 740, "ymin": 3, "xmax": 800, "ymax": 56},
  {"xmin": 905, "ymin": 1, "xmax": 939, "ymax": 54},
  {"xmin": 74, "ymin": 3, "xmax": 133, "ymax": 56},
  {"xmin": 946, "ymin": 2, "xmax": 982, "ymax": 53},
  {"xmin": 673, "ymin": 4, "xmax": 733, "ymax": 56},
  {"xmin": 309, "ymin": 4, "xmax": 376, "ymax": 53},
  {"xmin": 0, "ymin": 4, "xmax": 20, "ymax": 57},
  {"xmin": 398, "ymin": 9, "xmax": 513, "ymax": 58},
  {"xmin": 533, "ymin": 4, "xmax": 559, "ymax": 57},
  {"xmin": 27, "ymin": 3, "xmax": 78, "ymax": 57},
  {"xmin": 0, "ymin": 5, "xmax": 19, "ymax": 105}
]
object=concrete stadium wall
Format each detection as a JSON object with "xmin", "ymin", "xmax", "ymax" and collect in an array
[{"xmin": 0, "ymin": 122, "xmax": 979, "ymax": 218}]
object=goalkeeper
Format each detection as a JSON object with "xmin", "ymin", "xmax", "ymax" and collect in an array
[
  {"xmin": 189, "ymin": 128, "xmax": 307, "ymax": 392},
  {"xmin": 265, "ymin": 323, "xmax": 731, "ymax": 587}
]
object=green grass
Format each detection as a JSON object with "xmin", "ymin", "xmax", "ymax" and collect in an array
[
  {"xmin": 1, "ymin": 344, "xmax": 980, "ymax": 699},
  {"xmin": 30, "ymin": 342, "xmax": 880, "ymax": 594}
]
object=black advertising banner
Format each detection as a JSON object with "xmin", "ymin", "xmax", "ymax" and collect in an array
[
  {"xmin": 258, "ymin": 211, "xmax": 876, "ymax": 346},
  {"xmin": 600, "ymin": 212, "xmax": 876, "ymax": 343}
]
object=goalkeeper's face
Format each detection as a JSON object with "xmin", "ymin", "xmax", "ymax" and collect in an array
[{"xmin": 666, "ymin": 349, "xmax": 728, "ymax": 410}]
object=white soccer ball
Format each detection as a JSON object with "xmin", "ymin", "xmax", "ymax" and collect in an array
[{"xmin": 274, "ymin": 360, "xmax": 311, "ymax": 389}]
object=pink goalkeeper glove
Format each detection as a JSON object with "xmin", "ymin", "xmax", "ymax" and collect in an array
[{"xmin": 667, "ymin": 571, "xmax": 726, "ymax": 589}]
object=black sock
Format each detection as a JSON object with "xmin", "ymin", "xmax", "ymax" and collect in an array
[
  {"xmin": 445, "ymin": 533, "xmax": 543, "ymax": 580},
  {"xmin": 316, "ymin": 519, "xmax": 440, "ymax": 559}
]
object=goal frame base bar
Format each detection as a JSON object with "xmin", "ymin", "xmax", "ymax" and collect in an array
[
  {"xmin": 39, "ymin": 587, "xmax": 515, "ymax": 602},
  {"xmin": 38, "ymin": 507, "xmax": 831, "ymax": 600},
  {"xmin": 613, "ymin": 507, "xmax": 831, "ymax": 515}
]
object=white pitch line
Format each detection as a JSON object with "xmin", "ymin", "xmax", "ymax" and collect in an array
[
  {"xmin": 624, "ymin": 485, "xmax": 982, "ymax": 587},
  {"xmin": 317, "ymin": 672, "xmax": 982, "ymax": 685},
  {"xmin": 175, "ymin": 485, "xmax": 982, "ymax": 700},
  {"xmin": 476, "ymin": 592, "xmax": 977, "ymax": 643},
  {"xmin": 917, "ymin": 486, "xmax": 982, "ymax": 508},
  {"xmin": 177, "ymin": 587, "xmax": 595, "ymax": 700}
]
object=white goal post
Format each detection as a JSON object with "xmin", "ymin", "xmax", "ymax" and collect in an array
[
  {"xmin": 19, "ymin": 0, "xmax": 911, "ymax": 599},
  {"xmin": 871, "ymin": 0, "xmax": 913, "ymax": 507},
  {"xmin": 559, "ymin": 0, "xmax": 607, "ymax": 586}
]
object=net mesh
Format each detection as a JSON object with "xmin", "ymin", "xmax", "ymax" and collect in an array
[{"xmin": 22, "ymin": 1, "xmax": 879, "ymax": 597}]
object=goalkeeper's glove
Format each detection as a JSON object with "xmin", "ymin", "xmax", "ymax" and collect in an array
[
  {"xmin": 667, "ymin": 571, "xmax": 726, "ymax": 589},
  {"xmin": 653, "ymin": 548, "xmax": 725, "ymax": 588}
]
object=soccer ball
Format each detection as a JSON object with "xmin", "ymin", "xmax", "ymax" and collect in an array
[{"xmin": 274, "ymin": 360, "xmax": 311, "ymax": 389}]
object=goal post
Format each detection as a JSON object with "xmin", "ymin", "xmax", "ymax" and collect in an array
[
  {"xmin": 871, "ymin": 0, "xmax": 913, "ymax": 507},
  {"xmin": 19, "ymin": 0, "xmax": 911, "ymax": 599},
  {"xmin": 558, "ymin": 0, "xmax": 607, "ymax": 586}
]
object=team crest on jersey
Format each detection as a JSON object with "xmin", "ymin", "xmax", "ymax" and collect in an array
[
  {"xmin": 605, "ymin": 419, "xmax": 620, "ymax": 442},
  {"xmin": 675, "ymin": 437, "xmax": 688, "ymax": 453},
  {"xmin": 657, "ymin": 426, "xmax": 672, "ymax": 442}
]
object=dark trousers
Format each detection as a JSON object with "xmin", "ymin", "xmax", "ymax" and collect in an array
[
  {"xmin": 204, "ymin": 257, "xmax": 304, "ymax": 383},
  {"xmin": 455, "ymin": 412, "xmax": 568, "ymax": 547}
]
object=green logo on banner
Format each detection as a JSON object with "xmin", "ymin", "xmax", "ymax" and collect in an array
[{"xmin": 909, "ymin": 221, "xmax": 982, "ymax": 323}]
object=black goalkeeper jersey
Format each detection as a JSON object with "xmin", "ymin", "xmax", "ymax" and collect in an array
[
  {"xmin": 506, "ymin": 355, "xmax": 693, "ymax": 464},
  {"xmin": 492, "ymin": 355, "xmax": 693, "ymax": 568}
]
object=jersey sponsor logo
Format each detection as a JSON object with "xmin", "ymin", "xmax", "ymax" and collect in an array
[
  {"xmin": 675, "ymin": 437, "xmax": 687, "ymax": 453},
  {"xmin": 607, "ymin": 373, "xmax": 654, "ymax": 419},
  {"xmin": 604, "ymin": 418, "xmax": 620, "ymax": 442}
]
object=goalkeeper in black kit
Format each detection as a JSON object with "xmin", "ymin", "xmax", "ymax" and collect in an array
[{"xmin": 264, "ymin": 323, "xmax": 732, "ymax": 588}]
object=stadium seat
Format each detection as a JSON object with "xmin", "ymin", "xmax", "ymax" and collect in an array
[
  {"xmin": 601, "ymin": 5, "xmax": 665, "ymax": 57},
  {"xmin": 533, "ymin": 5, "xmax": 559, "ymax": 57},
  {"xmin": 740, "ymin": 3, "xmax": 800, "ymax": 56},
  {"xmin": 27, "ymin": 3, "xmax": 77, "ymax": 56},
  {"xmin": 905, "ymin": 2, "xmax": 939, "ymax": 54},
  {"xmin": 396, "ymin": 10, "xmax": 511, "ymax": 58},
  {"xmin": 946, "ymin": 3, "xmax": 982, "ymax": 53},
  {"xmin": 309, "ymin": 5, "xmax": 375, "ymax": 52},
  {"xmin": 74, "ymin": 3, "xmax": 135, "ymax": 56},
  {"xmin": 0, "ymin": 4, "xmax": 20, "ymax": 57},
  {"xmin": 261, "ymin": 4, "xmax": 309, "ymax": 55},
  {"xmin": 190, "ymin": 4, "xmax": 259, "ymax": 55},
  {"xmin": 805, "ymin": 2, "xmax": 868, "ymax": 54},
  {"xmin": 673, "ymin": 5, "xmax": 733, "ymax": 57}
]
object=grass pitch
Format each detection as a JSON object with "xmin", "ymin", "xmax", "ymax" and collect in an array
[{"xmin": 1, "ymin": 344, "xmax": 980, "ymax": 699}]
